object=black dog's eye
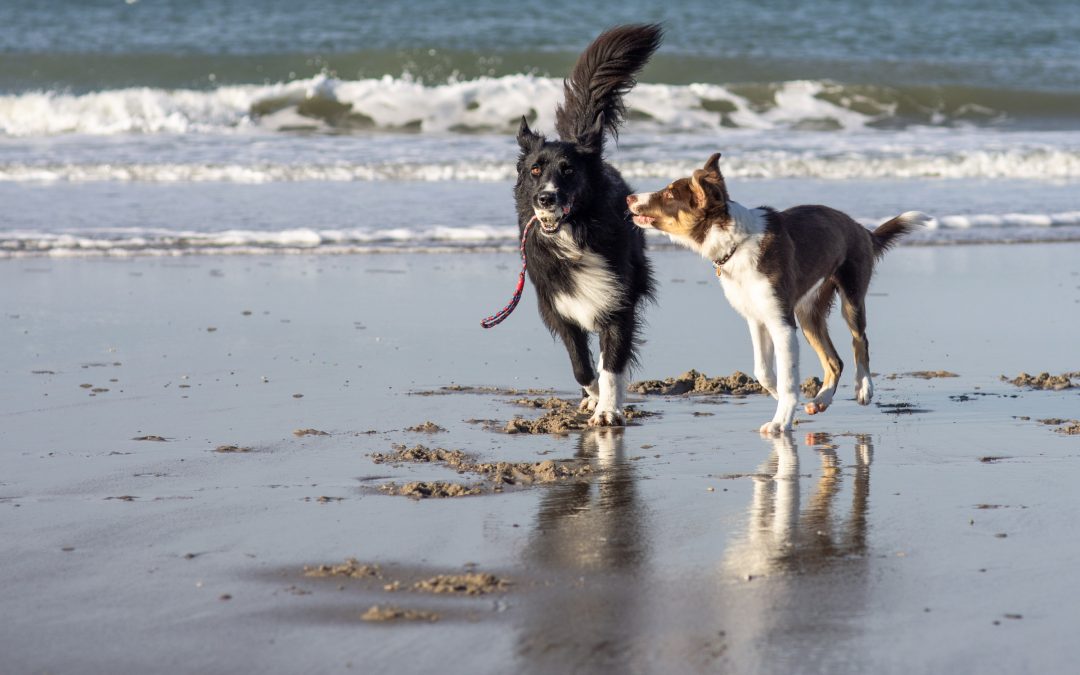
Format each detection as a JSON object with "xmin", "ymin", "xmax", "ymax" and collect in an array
[
  {"xmin": 530, "ymin": 165, "xmax": 541, "ymax": 177},
  {"xmin": 561, "ymin": 165, "xmax": 574, "ymax": 176}
]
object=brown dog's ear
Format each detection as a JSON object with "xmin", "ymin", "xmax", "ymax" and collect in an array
[
  {"xmin": 690, "ymin": 170, "xmax": 710, "ymax": 209},
  {"xmin": 690, "ymin": 168, "xmax": 728, "ymax": 210},
  {"xmin": 702, "ymin": 152, "xmax": 722, "ymax": 175}
]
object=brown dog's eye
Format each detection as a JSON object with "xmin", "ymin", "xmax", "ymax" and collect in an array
[
  {"xmin": 664, "ymin": 191, "xmax": 674, "ymax": 199},
  {"xmin": 530, "ymin": 165, "xmax": 541, "ymax": 177}
]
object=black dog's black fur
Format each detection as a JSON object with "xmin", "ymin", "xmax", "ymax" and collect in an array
[{"xmin": 513, "ymin": 24, "xmax": 661, "ymax": 413}]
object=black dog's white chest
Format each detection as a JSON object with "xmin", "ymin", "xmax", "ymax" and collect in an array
[{"xmin": 549, "ymin": 248, "xmax": 622, "ymax": 332}]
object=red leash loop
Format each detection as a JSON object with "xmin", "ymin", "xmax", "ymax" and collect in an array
[{"xmin": 480, "ymin": 216, "xmax": 537, "ymax": 329}]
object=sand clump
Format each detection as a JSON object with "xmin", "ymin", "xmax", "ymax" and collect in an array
[
  {"xmin": 303, "ymin": 558, "xmax": 381, "ymax": 579},
  {"xmin": 214, "ymin": 445, "xmax": 252, "ymax": 453},
  {"xmin": 371, "ymin": 444, "xmax": 471, "ymax": 467},
  {"xmin": 293, "ymin": 428, "xmax": 330, "ymax": 437},
  {"xmin": 1038, "ymin": 418, "xmax": 1080, "ymax": 435},
  {"xmin": 301, "ymin": 557, "xmax": 511, "ymax": 611},
  {"xmin": 509, "ymin": 397, "xmax": 572, "ymax": 410},
  {"xmin": 361, "ymin": 605, "xmax": 440, "ymax": 623},
  {"xmin": 630, "ymin": 369, "xmax": 827, "ymax": 399},
  {"xmin": 372, "ymin": 444, "xmax": 594, "ymax": 497},
  {"xmin": 800, "ymin": 376, "xmax": 823, "ymax": 397},
  {"xmin": 1001, "ymin": 371, "xmax": 1078, "ymax": 390},
  {"xmin": 379, "ymin": 482, "xmax": 483, "ymax": 498},
  {"xmin": 629, "ymin": 370, "xmax": 766, "ymax": 396},
  {"xmin": 503, "ymin": 397, "xmax": 657, "ymax": 435},
  {"xmin": 503, "ymin": 408, "xmax": 584, "ymax": 434},
  {"xmin": 470, "ymin": 458, "xmax": 593, "ymax": 486},
  {"xmin": 404, "ymin": 421, "xmax": 447, "ymax": 433},
  {"xmin": 413, "ymin": 573, "xmax": 511, "ymax": 595}
]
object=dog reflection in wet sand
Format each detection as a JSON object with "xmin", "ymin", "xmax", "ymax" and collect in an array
[
  {"xmin": 524, "ymin": 429, "xmax": 645, "ymax": 572},
  {"xmin": 517, "ymin": 429, "xmax": 650, "ymax": 667},
  {"xmin": 723, "ymin": 432, "xmax": 872, "ymax": 580}
]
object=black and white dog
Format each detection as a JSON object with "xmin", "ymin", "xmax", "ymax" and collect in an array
[{"xmin": 514, "ymin": 24, "xmax": 662, "ymax": 427}]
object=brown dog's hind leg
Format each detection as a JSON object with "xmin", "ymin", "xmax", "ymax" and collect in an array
[{"xmin": 798, "ymin": 285, "xmax": 843, "ymax": 414}]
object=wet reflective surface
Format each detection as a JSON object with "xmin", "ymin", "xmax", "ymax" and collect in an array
[
  {"xmin": 510, "ymin": 429, "xmax": 883, "ymax": 673},
  {"xmin": 3, "ymin": 249, "xmax": 1080, "ymax": 674}
]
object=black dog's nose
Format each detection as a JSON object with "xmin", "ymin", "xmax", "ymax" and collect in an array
[{"xmin": 537, "ymin": 191, "xmax": 556, "ymax": 209}]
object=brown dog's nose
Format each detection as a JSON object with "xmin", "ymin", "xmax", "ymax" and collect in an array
[{"xmin": 626, "ymin": 194, "xmax": 638, "ymax": 206}]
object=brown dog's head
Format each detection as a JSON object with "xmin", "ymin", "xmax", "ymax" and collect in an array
[{"xmin": 626, "ymin": 152, "xmax": 730, "ymax": 249}]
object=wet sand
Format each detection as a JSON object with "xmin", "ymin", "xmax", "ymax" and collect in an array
[{"xmin": 2, "ymin": 245, "xmax": 1079, "ymax": 674}]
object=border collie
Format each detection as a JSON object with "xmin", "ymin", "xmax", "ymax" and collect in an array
[
  {"xmin": 513, "ymin": 24, "xmax": 662, "ymax": 427},
  {"xmin": 627, "ymin": 153, "xmax": 929, "ymax": 434}
]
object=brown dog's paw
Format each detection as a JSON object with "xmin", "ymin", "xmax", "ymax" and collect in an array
[{"xmin": 804, "ymin": 401, "xmax": 829, "ymax": 415}]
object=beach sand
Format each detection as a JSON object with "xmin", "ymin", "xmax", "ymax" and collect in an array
[{"xmin": 2, "ymin": 244, "xmax": 1079, "ymax": 674}]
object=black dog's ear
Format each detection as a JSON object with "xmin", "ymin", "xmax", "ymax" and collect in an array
[
  {"xmin": 517, "ymin": 116, "xmax": 540, "ymax": 150},
  {"xmin": 575, "ymin": 113, "xmax": 605, "ymax": 154}
]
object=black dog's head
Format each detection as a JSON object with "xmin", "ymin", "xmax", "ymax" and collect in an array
[{"xmin": 514, "ymin": 116, "xmax": 603, "ymax": 236}]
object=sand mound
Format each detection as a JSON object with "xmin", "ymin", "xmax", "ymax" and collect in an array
[
  {"xmin": 379, "ymin": 481, "xmax": 483, "ymax": 498},
  {"xmin": 403, "ymin": 421, "xmax": 447, "ymax": 433},
  {"xmin": 1002, "ymin": 371, "xmax": 1078, "ymax": 390},
  {"xmin": 370, "ymin": 444, "xmax": 595, "ymax": 497},
  {"xmin": 361, "ymin": 605, "xmax": 440, "ymax": 622},
  {"xmin": 629, "ymin": 370, "xmax": 765, "ymax": 396},
  {"xmin": 413, "ymin": 573, "xmax": 511, "ymax": 595},
  {"xmin": 503, "ymin": 400, "xmax": 656, "ymax": 434},
  {"xmin": 303, "ymin": 558, "xmax": 381, "ymax": 579}
]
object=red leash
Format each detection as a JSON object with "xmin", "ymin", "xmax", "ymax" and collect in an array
[{"xmin": 481, "ymin": 216, "xmax": 537, "ymax": 329}]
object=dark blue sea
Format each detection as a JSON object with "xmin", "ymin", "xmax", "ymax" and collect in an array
[{"xmin": 2, "ymin": 0, "xmax": 1079, "ymax": 255}]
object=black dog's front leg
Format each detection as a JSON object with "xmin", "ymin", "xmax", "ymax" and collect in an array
[
  {"xmin": 591, "ymin": 311, "xmax": 636, "ymax": 427},
  {"xmin": 551, "ymin": 317, "xmax": 596, "ymax": 396}
]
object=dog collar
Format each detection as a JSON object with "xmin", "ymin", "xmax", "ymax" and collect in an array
[{"xmin": 712, "ymin": 244, "xmax": 739, "ymax": 277}]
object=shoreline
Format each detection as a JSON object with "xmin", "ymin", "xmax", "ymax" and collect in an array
[{"xmin": 4, "ymin": 229, "xmax": 1080, "ymax": 260}]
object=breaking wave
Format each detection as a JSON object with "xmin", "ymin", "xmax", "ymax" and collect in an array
[{"xmin": 3, "ymin": 74, "xmax": 1075, "ymax": 138}]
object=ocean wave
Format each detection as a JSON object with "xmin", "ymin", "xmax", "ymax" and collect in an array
[
  {"xmin": 5, "ymin": 147, "xmax": 1080, "ymax": 183},
  {"xmin": 2, "ymin": 74, "xmax": 1066, "ymax": 138},
  {"xmin": 4, "ymin": 213, "xmax": 1080, "ymax": 258}
]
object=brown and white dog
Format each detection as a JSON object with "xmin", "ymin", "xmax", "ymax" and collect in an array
[{"xmin": 627, "ymin": 153, "xmax": 929, "ymax": 434}]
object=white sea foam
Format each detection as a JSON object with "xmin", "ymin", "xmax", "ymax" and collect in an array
[
  {"xmin": 0, "ymin": 75, "xmax": 897, "ymax": 137},
  {"xmin": 4, "ymin": 214, "xmax": 1080, "ymax": 258},
  {"xmin": 4, "ymin": 145, "xmax": 1080, "ymax": 183},
  {"xmin": 929, "ymin": 211, "xmax": 1080, "ymax": 229}
]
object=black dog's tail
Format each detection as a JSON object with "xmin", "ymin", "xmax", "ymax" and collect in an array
[
  {"xmin": 871, "ymin": 211, "xmax": 931, "ymax": 258},
  {"xmin": 555, "ymin": 23, "xmax": 663, "ymax": 151}
]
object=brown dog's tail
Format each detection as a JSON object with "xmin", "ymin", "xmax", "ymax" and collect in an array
[{"xmin": 871, "ymin": 211, "xmax": 931, "ymax": 258}]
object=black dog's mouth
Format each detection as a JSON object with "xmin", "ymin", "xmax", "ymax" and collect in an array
[{"xmin": 535, "ymin": 199, "xmax": 574, "ymax": 234}]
